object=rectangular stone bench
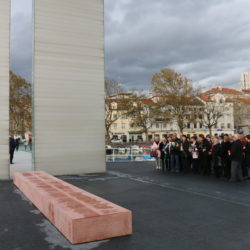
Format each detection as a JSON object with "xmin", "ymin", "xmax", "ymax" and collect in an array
[{"xmin": 14, "ymin": 171, "xmax": 132, "ymax": 244}]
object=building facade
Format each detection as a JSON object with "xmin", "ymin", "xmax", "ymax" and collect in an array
[
  {"xmin": 241, "ymin": 72, "xmax": 250, "ymax": 90},
  {"xmin": 107, "ymin": 88, "xmax": 245, "ymax": 143}
]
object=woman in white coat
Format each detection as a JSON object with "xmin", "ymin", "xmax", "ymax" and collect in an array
[{"xmin": 151, "ymin": 136, "xmax": 161, "ymax": 169}]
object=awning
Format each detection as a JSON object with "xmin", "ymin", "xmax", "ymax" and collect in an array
[{"xmin": 128, "ymin": 131, "xmax": 143, "ymax": 135}]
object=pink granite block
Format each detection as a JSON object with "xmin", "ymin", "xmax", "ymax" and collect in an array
[{"xmin": 13, "ymin": 171, "xmax": 132, "ymax": 244}]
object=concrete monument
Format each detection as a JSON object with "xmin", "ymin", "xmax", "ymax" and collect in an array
[
  {"xmin": 0, "ymin": 0, "xmax": 10, "ymax": 179},
  {"xmin": 32, "ymin": 0, "xmax": 105, "ymax": 175}
]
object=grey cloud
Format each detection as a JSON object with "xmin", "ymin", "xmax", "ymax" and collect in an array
[
  {"xmin": 11, "ymin": 0, "xmax": 32, "ymax": 82},
  {"xmin": 11, "ymin": 0, "xmax": 250, "ymax": 89},
  {"xmin": 105, "ymin": 0, "xmax": 250, "ymax": 89}
]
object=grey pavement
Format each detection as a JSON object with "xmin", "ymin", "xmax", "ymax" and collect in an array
[
  {"xmin": 1, "ymin": 162, "xmax": 250, "ymax": 250},
  {"xmin": 9, "ymin": 150, "xmax": 32, "ymax": 178}
]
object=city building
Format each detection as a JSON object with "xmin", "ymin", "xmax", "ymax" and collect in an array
[
  {"xmin": 241, "ymin": 72, "xmax": 250, "ymax": 90},
  {"xmin": 107, "ymin": 93, "xmax": 148, "ymax": 142},
  {"xmin": 106, "ymin": 87, "xmax": 246, "ymax": 143}
]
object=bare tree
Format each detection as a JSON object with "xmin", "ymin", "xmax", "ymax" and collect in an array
[
  {"xmin": 9, "ymin": 72, "xmax": 32, "ymax": 135},
  {"xmin": 201, "ymin": 101, "xmax": 224, "ymax": 136},
  {"xmin": 127, "ymin": 91, "xmax": 157, "ymax": 142},
  {"xmin": 105, "ymin": 94, "xmax": 131, "ymax": 143},
  {"xmin": 151, "ymin": 68, "xmax": 201, "ymax": 133},
  {"xmin": 105, "ymin": 77, "xmax": 125, "ymax": 97}
]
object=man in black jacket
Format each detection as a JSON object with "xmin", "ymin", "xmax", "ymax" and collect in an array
[
  {"xmin": 198, "ymin": 134, "xmax": 211, "ymax": 175},
  {"xmin": 181, "ymin": 135, "xmax": 191, "ymax": 173},
  {"xmin": 230, "ymin": 134, "xmax": 243, "ymax": 182},
  {"xmin": 9, "ymin": 136, "xmax": 16, "ymax": 164},
  {"xmin": 221, "ymin": 135, "xmax": 231, "ymax": 179},
  {"xmin": 245, "ymin": 135, "xmax": 250, "ymax": 179}
]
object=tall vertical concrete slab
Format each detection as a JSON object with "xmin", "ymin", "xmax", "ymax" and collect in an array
[
  {"xmin": 0, "ymin": 0, "xmax": 10, "ymax": 179},
  {"xmin": 33, "ymin": 0, "xmax": 105, "ymax": 175}
]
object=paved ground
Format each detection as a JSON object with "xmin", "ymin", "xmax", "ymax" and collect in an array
[
  {"xmin": 9, "ymin": 150, "xmax": 32, "ymax": 178},
  {"xmin": 1, "ymin": 162, "xmax": 250, "ymax": 250}
]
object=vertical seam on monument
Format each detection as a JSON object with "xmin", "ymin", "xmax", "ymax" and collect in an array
[{"xmin": 31, "ymin": 0, "xmax": 36, "ymax": 172}]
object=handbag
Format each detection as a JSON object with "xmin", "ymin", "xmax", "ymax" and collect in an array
[{"xmin": 150, "ymin": 150, "xmax": 158, "ymax": 158}]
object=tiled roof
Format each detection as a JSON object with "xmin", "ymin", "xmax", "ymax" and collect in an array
[
  {"xmin": 199, "ymin": 95, "xmax": 212, "ymax": 102},
  {"xmin": 141, "ymin": 99, "xmax": 155, "ymax": 105},
  {"xmin": 203, "ymin": 87, "xmax": 242, "ymax": 95},
  {"xmin": 236, "ymin": 98, "xmax": 250, "ymax": 104},
  {"xmin": 225, "ymin": 98, "xmax": 250, "ymax": 104},
  {"xmin": 242, "ymin": 89, "xmax": 250, "ymax": 93}
]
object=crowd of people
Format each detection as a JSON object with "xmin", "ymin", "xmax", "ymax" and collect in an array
[{"xmin": 151, "ymin": 133, "xmax": 250, "ymax": 182}]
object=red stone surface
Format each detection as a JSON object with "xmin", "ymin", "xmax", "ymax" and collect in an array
[{"xmin": 13, "ymin": 171, "xmax": 132, "ymax": 244}]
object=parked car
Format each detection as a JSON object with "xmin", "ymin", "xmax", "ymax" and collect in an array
[
  {"xmin": 105, "ymin": 145, "xmax": 112, "ymax": 155},
  {"xmin": 131, "ymin": 145, "xmax": 143, "ymax": 154},
  {"xmin": 111, "ymin": 138, "xmax": 123, "ymax": 143}
]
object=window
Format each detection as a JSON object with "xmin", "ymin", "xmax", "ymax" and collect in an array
[
  {"xmin": 200, "ymin": 123, "xmax": 203, "ymax": 129},
  {"xmin": 221, "ymin": 123, "xmax": 225, "ymax": 129},
  {"xmin": 122, "ymin": 123, "xmax": 126, "ymax": 129},
  {"xmin": 156, "ymin": 123, "xmax": 160, "ymax": 129},
  {"xmin": 187, "ymin": 123, "xmax": 191, "ymax": 129},
  {"xmin": 163, "ymin": 123, "xmax": 167, "ymax": 129},
  {"xmin": 121, "ymin": 114, "xmax": 126, "ymax": 119},
  {"xmin": 194, "ymin": 123, "xmax": 197, "ymax": 129},
  {"xmin": 113, "ymin": 114, "xmax": 117, "ymax": 119},
  {"xmin": 227, "ymin": 123, "xmax": 231, "ymax": 129},
  {"xmin": 113, "ymin": 123, "xmax": 117, "ymax": 129}
]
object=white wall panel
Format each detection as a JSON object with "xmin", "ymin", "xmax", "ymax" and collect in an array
[
  {"xmin": 33, "ymin": 0, "xmax": 105, "ymax": 175},
  {"xmin": 0, "ymin": 0, "xmax": 10, "ymax": 179}
]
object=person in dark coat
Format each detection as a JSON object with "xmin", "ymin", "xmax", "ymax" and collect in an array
[
  {"xmin": 230, "ymin": 134, "xmax": 243, "ymax": 182},
  {"xmin": 221, "ymin": 135, "xmax": 231, "ymax": 179},
  {"xmin": 212, "ymin": 138, "xmax": 223, "ymax": 178},
  {"xmin": 15, "ymin": 137, "xmax": 20, "ymax": 152},
  {"xmin": 239, "ymin": 133, "xmax": 248, "ymax": 179},
  {"xmin": 9, "ymin": 136, "xmax": 16, "ymax": 164},
  {"xmin": 190, "ymin": 136, "xmax": 200, "ymax": 174},
  {"xmin": 198, "ymin": 134, "xmax": 211, "ymax": 175},
  {"xmin": 159, "ymin": 137, "xmax": 168, "ymax": 172},
  {"xmin": 245, "ymin": 135, "xmax": 250, "ymax": 178},
  {"xmin": 181, "ymin": 135, "xmax": 191, "ymax": 173}
]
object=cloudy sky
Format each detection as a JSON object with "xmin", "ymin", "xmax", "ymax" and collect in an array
[{"xmin": 11, "ymin": 0, "xmax": 250, "ymax": 90}]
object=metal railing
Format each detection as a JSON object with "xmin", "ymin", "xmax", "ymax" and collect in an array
[{"xmin": 106, "ymin": 147, "xmax": 155, "ymax": 162}]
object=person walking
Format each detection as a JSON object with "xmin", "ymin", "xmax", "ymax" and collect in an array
[
  {"xmin": 230, "ymin": 134, "xmax": 243, "ymax": 182},
  {"xmin": 28, "ymin": 134, "xmax": 32, "ymax": 151},
  {"xmin": 15, "ymin": 137, "xmax": 20, "ymax": 152},
  {"xmin": 24, "ymin": 138, "xmax": 29, "ymax": 151},
  {"xmin": 151, "ymin": 136, "xmax": 161, "ymax": 170},
  {"xmin": 9, "ymin": 136, "xmax": 16, "ymax": 164}
]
